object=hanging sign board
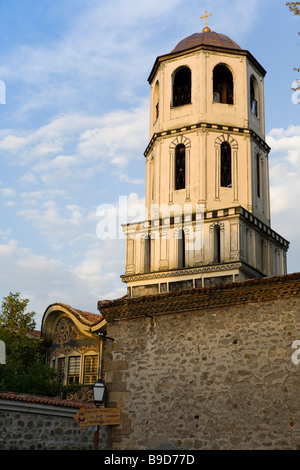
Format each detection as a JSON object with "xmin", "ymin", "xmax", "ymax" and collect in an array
[
  {"xmin": 0, "ymin": 341, "xmax": 6, "ymax": 365},
  {"xmin": 74, "ymin": 407, "xmax": 121, "ymax": 430}
]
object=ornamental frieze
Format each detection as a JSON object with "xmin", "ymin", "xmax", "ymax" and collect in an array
[
  {"xmin": 51, "ymin": 317, "xmax": 99, "ymax": 359},
  {"xmin": 54, "ymin": 317, "xmax": 81, "ymax": 345}
]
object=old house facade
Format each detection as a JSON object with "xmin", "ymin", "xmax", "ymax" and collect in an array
[{"xmin": 42, "ymin": 303, "xmax": 106, "ymax": 401}]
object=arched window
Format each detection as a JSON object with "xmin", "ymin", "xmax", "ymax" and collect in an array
[
  {"xmin": 221, "ymin": 142, "xmax": 232, "ymax": 188},
  {"xmin": 213, "ymin": 64, "xmax": 234, "ymax": 104},
  {"xmin": 175, "ymin": 144, "xmax": 186, "ymax": 190},
  {"xmin": 250, "ymin": 76, "xmax": 259, "ymax": 117},
  {"xmin": 173, "ymin": 66, "xmax": 191, "ymax": 107}
]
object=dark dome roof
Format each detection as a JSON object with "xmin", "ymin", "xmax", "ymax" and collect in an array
[{"xmin": 171, "ymin": 31, "xmax": 242, "ymax": 54}]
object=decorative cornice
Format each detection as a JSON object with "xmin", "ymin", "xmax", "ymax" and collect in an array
[
  {"xmin": 148, "ymin": 46, "xmax": 266, "ymax": 84},
  {"xmin": 144, "ymin": 122, "xmax": 270, "ymax": 158},
  {"xmin": 122, "ymin": 206, "xmax": 290, "ymax": 250},
  {"xmin": 41, "ymin": 303, "xmax": 106, "ymax": 347},
  {"xmin": 121, "ymin": 262, "xmax": 251, "ymax": 283}
]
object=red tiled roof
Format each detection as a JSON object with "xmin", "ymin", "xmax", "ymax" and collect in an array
[
  {"xmin": 0, "ymin": 391, "xmax": 95, "ymax": 409},
  {"xmin": 43, "ymin": 303, "xmax": 103, "ymax": 326},
  {"xmin": 98, "ymin": 273, "xmax": 300, "ymax": 322},
  {"xmin": 28, "ymin": 330, "xmax": 41, "ymax": 338}
]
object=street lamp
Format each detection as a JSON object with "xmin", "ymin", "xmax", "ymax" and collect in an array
[
  {"xmin": 93, "ymin": 379, "xmax": 105, "ymax": 451},
  {"xmin": 93, "ymin": 379, "xmax": 105, "ymax": 406}
]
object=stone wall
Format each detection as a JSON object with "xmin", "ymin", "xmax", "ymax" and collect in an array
[
  {"xmin": 0, "ymin": 393, "xmax": 108, "ymax": 450},
  {"xmin": 100, "ymin": 273, "xmax": 300, "ymax": 450}
]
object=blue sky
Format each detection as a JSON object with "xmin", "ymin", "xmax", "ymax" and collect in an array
[{"xmin": 0, "ymin": 0, "xmax": 299, "ymax": 327}]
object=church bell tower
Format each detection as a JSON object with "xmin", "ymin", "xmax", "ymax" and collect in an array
[{"xmin": 122, "ymin": 14, "xmax": 289, "ymax": 298}]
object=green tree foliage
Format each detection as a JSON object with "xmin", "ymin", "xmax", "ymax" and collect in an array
[
  {"xmin": 287, "ymin": 2, "xmax": 300, "ymax": 93},
  {"xmin": 0, "ymin": 292, "xmax": 61, "ymax": 396},
  {"xmin": 0, "ymin": 292, "xmax": 41, "ymax": 365}
]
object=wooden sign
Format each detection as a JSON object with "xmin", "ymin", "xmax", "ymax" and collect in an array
[{"xmin": 74, "ymin": 407, "xmax": 121, "ymax": 429}]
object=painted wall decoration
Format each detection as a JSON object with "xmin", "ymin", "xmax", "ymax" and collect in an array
[{"xmin": 50, "ymin": 317, "xmax": 99, "ymax": 359}]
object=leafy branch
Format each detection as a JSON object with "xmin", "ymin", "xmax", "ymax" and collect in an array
[{"xmin": 286, "ymin": 2, "xmax": 300, "ymax": 94}]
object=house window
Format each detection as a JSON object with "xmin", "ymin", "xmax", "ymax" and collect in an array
[
  {"xmin": 57, "ymin": 357, "xmax": 65, "ymax": 384},
  {"xmin": 175, "ymin": 144, "xmax": 186, "ymax": 190},
  {"xmin": 221, "ymin": 142, "xmax": 232, "ymax": 188},
  {"xmin": 250, "ymin": 76, "xmax": 259, "ymax": 117},
  {"xmin": 173, "ymin": 66, "xmax": 191, "ymax": 107},
  {"xmin": 83, "ymin": 355, "xmax": 98, "ymax": 385},
  {"xmin": 213, "ymin": 64, "xmax": 234, "ymax": 104},
  {"xmin": 67, "ymin": 356, "xmax": 80, "ymax": 384}
]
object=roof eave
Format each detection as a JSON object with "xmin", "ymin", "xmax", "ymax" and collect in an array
[{"xmin": 148, "ymin": 45, "xmax": 266, "ymax": 84}]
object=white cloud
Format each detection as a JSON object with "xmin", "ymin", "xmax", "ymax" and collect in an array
[
  {"xmin": 78, "ymin": 103, "xmax": 149, "ymax": 163},
  {"xmin": 33, "ymin": 155, "xmax": 80, "ymax": 173},
  {"xmin": 0, "ymin": 236, "xmax": 126, "ymax": 327},
  {"xmin": 16, "ymin": 200, "xmax": 88, "ymax": 249},
  {"xmin": 268, "ymin": 126, "xmax": 300, "ymax": 167},
  {"xmin": 0, "ymin": 0, "xmax": 182, "ymax": 119},
  {"xmin": 0, "ymin": 135, "xmax": 27, "ymax": 152},
  {"xmin": 267, "ymin": 126, "xmax": 300, "ymax": 274},
  {"xmin": 20, "ymin": 189, "xmax": 68, "ymax": 203},
  {"xmin": 0, "ymin": 102, "xmax": 148, "ymax": 187},
  {"xmin": 0, "ymin": 187, "xmax": 16, "ymax": 198},
  {"xmin": 0, "ymin": 0, "xmax": 264, "ymax": 119},
  {"xmin": 268, "ymin": 126, "xmax": 300, "ymax": 215}
]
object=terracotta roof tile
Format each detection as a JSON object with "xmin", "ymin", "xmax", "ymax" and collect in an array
[
  {"xmin": 98, "ymin": 273, "xmax": 300, "ymax": 322},
  {"xmin": 0, "ymin": 391, "xmax": 94, "ymax": 409},
  {"xmin": 28, "ymin": 330, "xmax": 41, "ymax": 338},
  {"xmin": 43, "ymin": 303, "xmax": 103, "ymax": 326}
]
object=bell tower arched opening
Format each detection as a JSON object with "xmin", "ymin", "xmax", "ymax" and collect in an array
[
  {"xmin": 172, "ymin": 66, "xmax": 191, "ymax": 107},
  {"xmin": 213, "ymin": 64, "xmax": 234, "ymax": 104},
  {"xmin": 250, "ymin": 75, "xmax": 259, "ymax": 117},
  {"xmin": 153, "ymin": 80, "xmax": 160, "ymax": 122}
]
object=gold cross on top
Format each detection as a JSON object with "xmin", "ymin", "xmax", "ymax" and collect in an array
[{"xmin": 201, "ymin": 10, "xmax": 212, "ymax": 32}]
